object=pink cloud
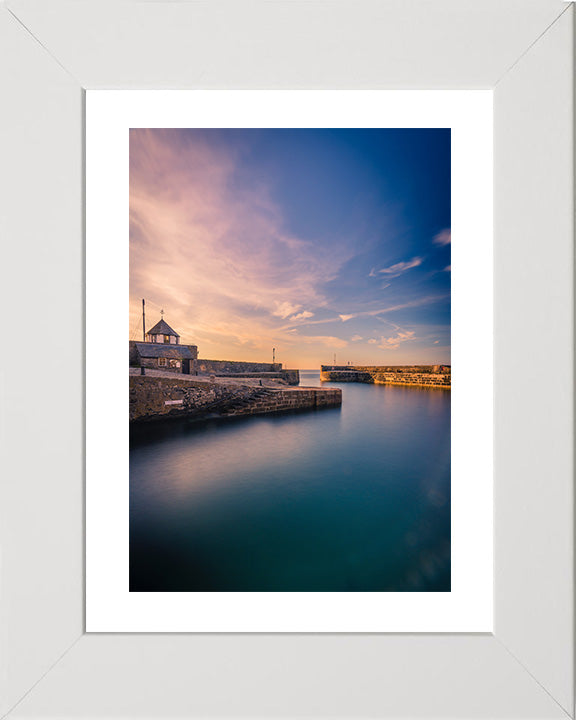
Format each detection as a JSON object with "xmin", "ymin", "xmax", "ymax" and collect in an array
[{"xmin": 433, "ymin": 229, "xmax": 451, "ymax": 246}]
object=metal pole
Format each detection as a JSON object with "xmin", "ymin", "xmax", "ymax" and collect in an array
[
  {"xmin": 273, "ymin": 347, "xmax": 275, "ymax": 364},
  {"xmin": 141, "ymin": 299, "xmax": 146, "ymax": 375}
]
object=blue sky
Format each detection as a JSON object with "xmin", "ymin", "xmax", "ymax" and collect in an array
[{"xmin": 130, "ymin": 128, "xmax": 450, "ymax": 367}]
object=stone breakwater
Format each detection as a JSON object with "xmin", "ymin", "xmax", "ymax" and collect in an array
[
  {"xmin": 130, "ymin": 374, "xmax": 341, "ymax": 423},
  {"xmin": 320, "ymin": 365, "xmax": 451, "ymax": 389},
  {"xmin": 195, "ymin": 359, "xmax": 299, "ymax": 385}
]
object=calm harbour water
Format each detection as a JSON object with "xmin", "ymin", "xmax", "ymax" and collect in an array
[{"xmin": 130, "ymin": 371, "xmax": 451, "ymax": 592}]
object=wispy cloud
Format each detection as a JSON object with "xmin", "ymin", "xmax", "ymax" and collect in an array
[
  {"xmin": 351, "ymin": 334, "xmax": 363, "ymax": 342},
  {"xmin": 290, "ymin": 311, "xmax": 314, "ymax": 321},
  {"xmin": 273, "ymin": 301, "xmax": 302, "ymax": 319},
  {"xmin": 286, "ymin": 334, "xmax": 348, "ymax": 349},
  {"xmin": 380, "ymin": 257, "xmax": 423, "ymax": 275},
  {"xmin": 433, "ymin": 229, "xmax": 451, "ymax": 246},
  {"xmin": 341, "ymin": 295, "xmax": 448, "ymax": 323},
  {"xmin": 281, "ymin": 294, "xmax": 449, "ymax": 331},
  {"xmin": 372, "ymin": 257, "xmax": 423, "ymax": 279},
  {"xmin": 375, "ymin": 330, "xmax": 416, "ymax": 350}
]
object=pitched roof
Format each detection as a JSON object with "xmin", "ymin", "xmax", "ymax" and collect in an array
[
  {"xmin": 133, "ymin": 343, "xmax": 194, "ymax": 360},
  {"xmin": 146, "ymin": 318, "xmax": 180, "ymax": 337}
]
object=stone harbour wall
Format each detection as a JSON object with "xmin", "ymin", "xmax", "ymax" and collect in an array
[
  {"xmin": 278, "ymin": 369, "xmax": 300, "ymax": 385},
  {"xmin": 196, "ymin": 359, "xmax": 283, "ymax": 374},
  {"xmin": 319, "ymin": 370, "xmax": 374, "ymax": 383},
  {"xmin": 320, "ymin": 365, "xmax": 451, "ymax": 389},
  {"xmin": 195, "ymin": 359, "xmax": 299, "ymax": 385},
  {"xmin": 130, "ymin": 376, "xmax": 341, "ymax": 423}
]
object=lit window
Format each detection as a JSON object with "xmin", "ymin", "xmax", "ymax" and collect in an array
[{"xmin": 164, "ymin": 335, "xmax": 170, "ymax": 343}]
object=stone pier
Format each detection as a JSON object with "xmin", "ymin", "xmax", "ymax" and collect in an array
[{"xmin": 129, "ymin": 372, "xmax": 341, "ymax": 423}]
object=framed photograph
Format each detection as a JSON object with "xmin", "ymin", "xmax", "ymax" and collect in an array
[
  {"xmin": 1, "ymin": 1, "xmax": 573, "ymax": 718},
  {"xmin": 87, "ymin": 90, "xmax": 492, "ymax": 633}
]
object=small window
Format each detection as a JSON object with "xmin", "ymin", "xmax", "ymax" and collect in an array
[
  {"xmin": 164, "ymin": 335, "xmax": 170, "ymax": 344},
  {"xmin": 158, "ymin": 357, "xmax": 167, "ymax": 367}
]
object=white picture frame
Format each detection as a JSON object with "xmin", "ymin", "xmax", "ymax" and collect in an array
[
  {"xmin": 86, "ymin": 89, "xmax": 494, "ymax": 634},
  {"xmin": 0, "ymin": 1, "xmax": 573, "ymax": 718}
]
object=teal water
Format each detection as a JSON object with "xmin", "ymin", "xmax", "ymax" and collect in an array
[{"xmin": 130, "ymin": 371, "xmax": 450, "ymax": 591}]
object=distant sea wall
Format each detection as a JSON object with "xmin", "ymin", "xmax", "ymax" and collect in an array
[
  {"xmin": 320, "ymin": 365, "xmax": 451, "ymax": 389},
  {"xmin": 130, "ymin": 376, "xmax": 341, "ymax": 423},
  {"xmin": 197, "ymin": 359, "xmax": 282, "ymax": 374},
  {"xmin": 196, "ymin": 359, "xmax": 299, "ymax": 385}
]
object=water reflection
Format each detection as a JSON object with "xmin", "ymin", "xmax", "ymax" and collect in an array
[{"xmin": 130, "ymin": 371, "xmax": 450, "ymax": 591}]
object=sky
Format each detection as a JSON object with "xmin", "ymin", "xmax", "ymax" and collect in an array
[{"xmin": 129, "ymin": 128, "xmax": 451, "ymax": 369}]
